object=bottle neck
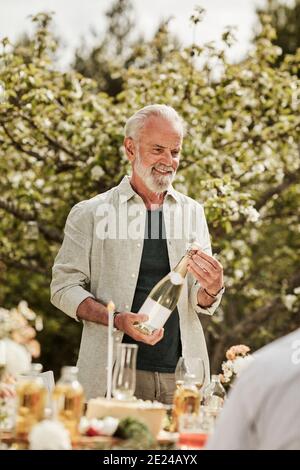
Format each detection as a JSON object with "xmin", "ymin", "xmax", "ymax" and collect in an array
[
  {"xmin": 60, "ymin": 366, "xmax": 79, "ymax": 382},
  {"xmin": 172, "ymin": 254, "xmax": 189, "ymax": 278},
  {"xmin": 61, "ymin": 373, "xmax": 78, "ymax": 382},
  {"xmin": 28, "ymin": 363, "xmax": 43, "ymax": 376}
]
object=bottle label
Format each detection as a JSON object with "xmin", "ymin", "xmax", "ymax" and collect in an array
[{"xmin": 138, "ymin": 297, "xmax": 171, "ymax": 329}]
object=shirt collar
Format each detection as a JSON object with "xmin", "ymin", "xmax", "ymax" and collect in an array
[{"xmin": 117, "ymin": 175, "xmax": 179, "ymax": 204}]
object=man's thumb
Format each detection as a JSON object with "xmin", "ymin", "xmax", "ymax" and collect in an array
[{"xmin": 135, "ymin": 313, "xmax": 149, "ymax": 323}]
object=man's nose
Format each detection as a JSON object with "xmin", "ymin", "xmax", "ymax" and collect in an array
[{"xmin": 160, "ymin": 150, "xmax": 173, "ymax": 166}]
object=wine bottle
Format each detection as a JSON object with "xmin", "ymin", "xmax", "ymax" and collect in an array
[
  {"xmin": 134, "ymin": 245, "xmax": 197, "ymax": 335},
  {"xmin": 171, "ymin": 373, "xmax": 201, "ymax": 432},
  {"xmin": 52, "ymin": 366, "xmax": 85, "ymax": 439}
]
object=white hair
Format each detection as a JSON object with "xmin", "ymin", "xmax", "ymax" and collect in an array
[{"xmin": 124, "ymin": 104, "xmax": 186, "ymax": 140}]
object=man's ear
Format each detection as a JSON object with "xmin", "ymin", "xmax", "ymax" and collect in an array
[{"xmin": 124, "ymin": 137, "xmax": 136, "ymax": 163}]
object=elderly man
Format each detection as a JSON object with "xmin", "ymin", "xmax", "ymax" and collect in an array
[{"xmin": 50, "ymin": 104, "xmax": 224, "ymax": 403}]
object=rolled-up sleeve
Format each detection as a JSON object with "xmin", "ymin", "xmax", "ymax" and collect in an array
[
  {"xmin": 190, "ymin": 281, "xmax": 223, "ymax": 316},
  {"xmin": 189, "ymin": 203, "xmax": 223, "ymax": 316},
  {"xmin": 50, "ymin": 202, "xmax": 95, "ymax": 320}
]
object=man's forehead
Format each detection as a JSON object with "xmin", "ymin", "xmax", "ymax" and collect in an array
[{"xmin": 140, "ymin": 117, "xmax": 183, "ymax": 146}]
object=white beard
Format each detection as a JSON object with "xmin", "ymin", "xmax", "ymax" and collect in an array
[{"xmin": 134, "ymin": 153, "xmax": 175, "ymax": 193}]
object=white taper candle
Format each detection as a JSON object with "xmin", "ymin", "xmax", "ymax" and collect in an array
[{"xmin": 106, "ymin": 301, "xmax": 115, "ymax": 400}]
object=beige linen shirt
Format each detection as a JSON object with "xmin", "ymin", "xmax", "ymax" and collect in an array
[{"xmin": 50, "ymin": 176, "xmax": 223, "ymax": 399}]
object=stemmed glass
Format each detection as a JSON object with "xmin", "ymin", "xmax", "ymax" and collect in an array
[
  {"xmin": 112, "ymin": 344, "xmax": 138, "ymax": 400},
  {"xmin": 175, "ymin": 357, "xmax": 206, "ymax": 393}
]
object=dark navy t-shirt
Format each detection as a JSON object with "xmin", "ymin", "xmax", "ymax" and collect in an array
[{"xmin": 123, "ymin": 208, "xmax": 181, "ymax": 373}]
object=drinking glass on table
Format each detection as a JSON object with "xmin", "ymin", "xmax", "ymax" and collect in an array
[
  {"xmin": 178, "ymin": 412, "xmax": 208, "ymax": 449},
  {"xmin": 175, "ymin": 357, "xmax": 206, "ymax": 394},
  {"xmin": 112, "ymin": 344, "xmax": 138, "ymax": 401},
  {"xmin": 177, "ymin": 405, "xmax": 215, "ymax": 449}
]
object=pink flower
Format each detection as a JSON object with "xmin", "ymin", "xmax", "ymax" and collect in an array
[
  {"xmin": 222, "ymin": 344, "xmax": 252, "ymax": 388},
  {"xmin": 226, "ymin": 344, "xmax": 250, "ymax": 360}
]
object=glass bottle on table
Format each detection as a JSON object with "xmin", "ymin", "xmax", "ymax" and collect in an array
[
  {"xmin": 203, "ymin": 374, "xmax": 226, "ymax": 412},
  {"xmin": 15, "ymin": 363, "xmax": 47, "ymax": 438},
  {"xmin": 171, "ymin": 373, "xmax": 201, "ymax": 432},
  {"xmin": 134, "ymin": 246, "xmax": 198, "ymax": 335},
  {"xmin": 52, "ymin": 366, "xmax": 84, "ymax": 440}
]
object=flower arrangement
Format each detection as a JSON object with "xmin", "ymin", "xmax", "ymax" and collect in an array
[
  {"xmin": 219, "ymin": 344, "xmax": 254, "ymax": 388},
  {"xmin": 0, "ymin": 301, "xmax": 43, "ymax": 430},
  {"xmin": 0, "ymin": 301, "xmax": 42, "ymax": 378},
  {"xmin": 0, "ymin": 301, "xmax": 42, "ymax": 354}
]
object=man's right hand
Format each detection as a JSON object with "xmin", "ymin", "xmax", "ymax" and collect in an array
[{"xmin": 114, "ymin": 312, "xmax": 164, "ymax": 346}]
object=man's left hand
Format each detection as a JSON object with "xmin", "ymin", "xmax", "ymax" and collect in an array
[{"xmin": 188, "ymin": 250, "xmax": 223, "ymax": 296}]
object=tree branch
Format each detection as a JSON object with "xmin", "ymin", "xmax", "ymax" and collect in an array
[
  {"xmin": 20, "ymin": 113, "xmax": 83, "ymax": 161},
  {"xmin": 0, "ymin": 199, "xmax": 35, "ymax": 221},
  {"xmin": 0, "ymin": 255, "xmax": 48, "ymax": 275},
  {"xmin": 0, "ymin": 199, "xmax": 63, "ymax": 243},
  {"xmin": 38, "ymin": 223, "xmax": 63, "ymax": 243},
  {"xmin": 1, "ymin": 123, "xmax": 45, "ymax": 162},
  {"xmin": 256, "ymin": 168, "xmax": 300, "ymax": 211},
  {"xmin": 1, "ymin": 122, "xmax": 79, "ymax": 172}
]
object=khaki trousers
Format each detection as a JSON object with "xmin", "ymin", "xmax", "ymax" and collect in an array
[{"xmin": 135, "ymin": 370, "xmax": 176, "ymax": 405}]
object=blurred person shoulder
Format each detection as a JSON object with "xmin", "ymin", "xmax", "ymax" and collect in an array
[{"xmin": 251, "ymin": 327, "xmax": 300, "ymax": 383}]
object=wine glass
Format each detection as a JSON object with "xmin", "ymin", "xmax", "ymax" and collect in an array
[
  {"xmin": 187, "ymin": 358, "xmax": 206, "ymax": 392},
  {"xmin": 175, "ymin": 357, "xmax": 188, "ymax": 388},
  {"xmin": 112, "ymin": 344, "xmax": 138, "ymax": 400},
  {"xmin": 175, "ymin": 357, "xmax": 206, "ymax": 392}
]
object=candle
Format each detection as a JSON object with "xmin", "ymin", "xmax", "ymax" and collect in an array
[{"xmin": 106, "ymin": 301, "xmax": 115, "ymax": 400}]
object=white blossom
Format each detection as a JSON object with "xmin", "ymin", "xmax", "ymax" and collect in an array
[
  {"xmin": 234, "ymin": 269, "xmax": 244, "ymax": 280},
  {"xmin": 91, "ymin": 165, "xmax": 105, "ymax": 180},
  {"xmin": 227, "ymin": 200, "xmax": 239, "ymax": 212},
  {"xmin": 225, "ymin": 249, "xmax": 235, "ymax": 261},
  {"xmin": 35, "ymin": 179, "xmax": 45, "ymax": 189},
  {"xmin": 45, "ymin": 90, "xmax": 54, "ymax": 101},
  {"xmin": 282, "ymin": 294, "xmax": 297, "ymax": 311},
  {"xmin": 224, "ymin": 119, "xmax": 232, "ymax": 133},
  {"xmin": 43, "ymin": 118, "xmax": 51, "ymax": 128},
  {"xmin": 253, "ymin": 163, "xmax": 265, "ymax": 173},
  {"xmin": 221, "ymin": 359, "xmax": 234, "ymax": 383},
  {"xmin": 244, "ymin": 207, "xmax": 260, "ymax": 223},
  {"xmin": 0, "ymin": 82, "xmax": 5, "ymax": 103}
]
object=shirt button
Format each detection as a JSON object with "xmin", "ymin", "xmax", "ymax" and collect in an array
[
  {"xmin": 131, "ymin": 273, "xmax": 135, "ymax": 278},
  {"xmin": 137, "ymin": 243, "xmax": 141, "ymax": 248},
  {"xmin": 125, "ymin": 305, "xmax": 129, "ymax": 310}
]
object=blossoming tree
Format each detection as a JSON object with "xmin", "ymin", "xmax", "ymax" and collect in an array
[{"xmin": 0, "ymin": 11, "xmax": 299, "ymax": 372}]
